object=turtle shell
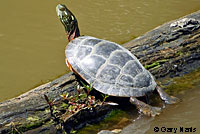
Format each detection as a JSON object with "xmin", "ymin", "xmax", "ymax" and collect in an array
[{"xmin": 65, "ymin": 36, "xmax": 157, "ymax": 97}]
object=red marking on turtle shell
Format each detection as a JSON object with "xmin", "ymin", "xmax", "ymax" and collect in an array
[
  {"xmin": 65, "ymin": 58, "xmax": 87, "ymax": 81},
  {"xmin": 65, "ymin": 58, "xmax": 73, "ymax": 71},
  {"xmin": 65, "ymin": 58, "xmax": 79, "ymax": 75}
]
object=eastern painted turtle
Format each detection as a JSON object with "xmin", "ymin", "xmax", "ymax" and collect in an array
[{"xmin": 56, "ymin": 4, "xmax": 178, "ymax": 116}]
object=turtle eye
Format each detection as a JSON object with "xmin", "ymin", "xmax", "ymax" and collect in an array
[
  {"xmin": 57, "ymin": 4, "xmax": 66, "ymax": 11},
  {"xmin": 59, "ymin": 6, "xmax": 66, "ymax": 11}
]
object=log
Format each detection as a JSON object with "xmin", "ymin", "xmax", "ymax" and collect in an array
[
  {"xmin": 124, "ymin": 11, "xmax": 200, "ymax": 78},
  {"xmin": 0, "ymin": 10, "xmax": 200, "ymax": 134}
]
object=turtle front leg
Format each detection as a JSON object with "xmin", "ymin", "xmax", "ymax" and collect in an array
[
  {"xmin": 156, "ymin": 86, "xmax": 179, "ymax": 104},
  {"xmin": 130, "ymin": 97, "xmax": 161, "ymax": 117}
]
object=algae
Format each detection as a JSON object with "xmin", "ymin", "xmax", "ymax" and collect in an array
[
  {"xmin": 145, "ymin": 59, "xmax": 168, "ymax": 70},
  {"xmin": 77, "ymin": 109, "xmax": 127, "ymax": 134},
  {"xmin": 163, "ymin": 68, "xmax": 200, "ymax": 95}
]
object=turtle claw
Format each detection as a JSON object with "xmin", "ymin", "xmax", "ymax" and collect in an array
[
  {"xmin": 140, "ymin": 105, "xmax": 161, "ymax": 117},
  {"xmin": 164, "ymin": 96, "xmax": 180, "ymax": 104},
  {"xmin": 130, "ymin": 97, "xmax": 161, "ymax": 117},
  {"xmin": 156, "ymin": 86, "xmax": 179, "ymax": 105}
]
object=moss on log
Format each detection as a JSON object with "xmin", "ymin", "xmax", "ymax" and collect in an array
[{"xmin": 0, "ymin": 10, "xmax": 200, "ymax": 134}]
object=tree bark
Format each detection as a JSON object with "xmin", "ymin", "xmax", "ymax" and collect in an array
[{"xmin": 0, "ymin": 10, "xmax": 200, "ymax": 134}]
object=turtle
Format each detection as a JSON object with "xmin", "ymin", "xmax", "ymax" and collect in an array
[{"xmin": 56, "ymin": 4, "xmax": 178, "ymax": 116}]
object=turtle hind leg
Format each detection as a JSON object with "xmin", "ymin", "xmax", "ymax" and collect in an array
[
  {"xmin": 130, "ymin": 97, "xmax": 161, "ymax": 117},
  {"xmin": 156, "ymin": 86, "xmax": 179, "ymax": 104}
]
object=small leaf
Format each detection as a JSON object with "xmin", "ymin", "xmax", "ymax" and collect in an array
[
  {"xmin": 27, "ymin": 116, "xmax": 40, "ymax": 121},
  {"xmin": 45, "ymin": 109, "xmax": 50, "ymax": 113},
  {"xmin": 61, "ymin": 102, "xmax": 68, "ymax": 108},
  {"xmin": 70, "ymin": 130, "xmax": 77, "ymax": 134}
]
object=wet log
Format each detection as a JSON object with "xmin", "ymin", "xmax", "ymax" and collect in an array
[{"xmin": 0, "ymin": 10, "xmax": 200, "ymax": 134}]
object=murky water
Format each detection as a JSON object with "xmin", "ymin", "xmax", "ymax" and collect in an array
[
  {"xmin": 78, "ymin": 69, "xmax": 200, "ymax": 134},
  {"xmin": 143, "ymin": 70, "xmax": 200, "ymax": 134},
  {"xmin": 0, "ymin": 0, "xmax": 200, "ymax": 102}
]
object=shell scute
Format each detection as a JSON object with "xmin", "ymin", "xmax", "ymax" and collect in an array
[
  {"xmin": 109, "ymin": 51, "xmax": 134, "ymax": 68},
  {"xmin": 135, "ymin": 72, "xmax": 151, "ymax": 88},
  {"xmin": 81, "ymin": 55, "xmax": 106, "ymax": 77},
  {"xmin": 76, "ymin": 46, "xmax": 92, "ymax": 60},
  {"xmin": 118, "ymin": 88, "xmax": 128, "ymax": 96},
  {"xmin": 97, "ymin": 64, "xmax": 120, "ymax": 84},
  {"xmin": 107, "ymin": 86, "xmax": 120, "ymax": 96},
  {"xmin": 93, "ymin": 81, "xmax": 111, "ymax": 94},
  {"xmin": 118, "ymin": 75, "xmax": 134, "ymax": 87},
  {"xmin": 83, "ymin": 38, "xmax": 102, "ymax": 47},
  {"xmin": 95, "ymin": 42, "xmax": 122, "ymax": 58},
  {"xmin": 122, "ymin": 61, "xmax": 143, "ymax": 78}
]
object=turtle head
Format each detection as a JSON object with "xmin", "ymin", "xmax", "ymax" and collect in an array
[{"xmin": 56, "ymin": 4, "xmax": 80, "ymax": 41}]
